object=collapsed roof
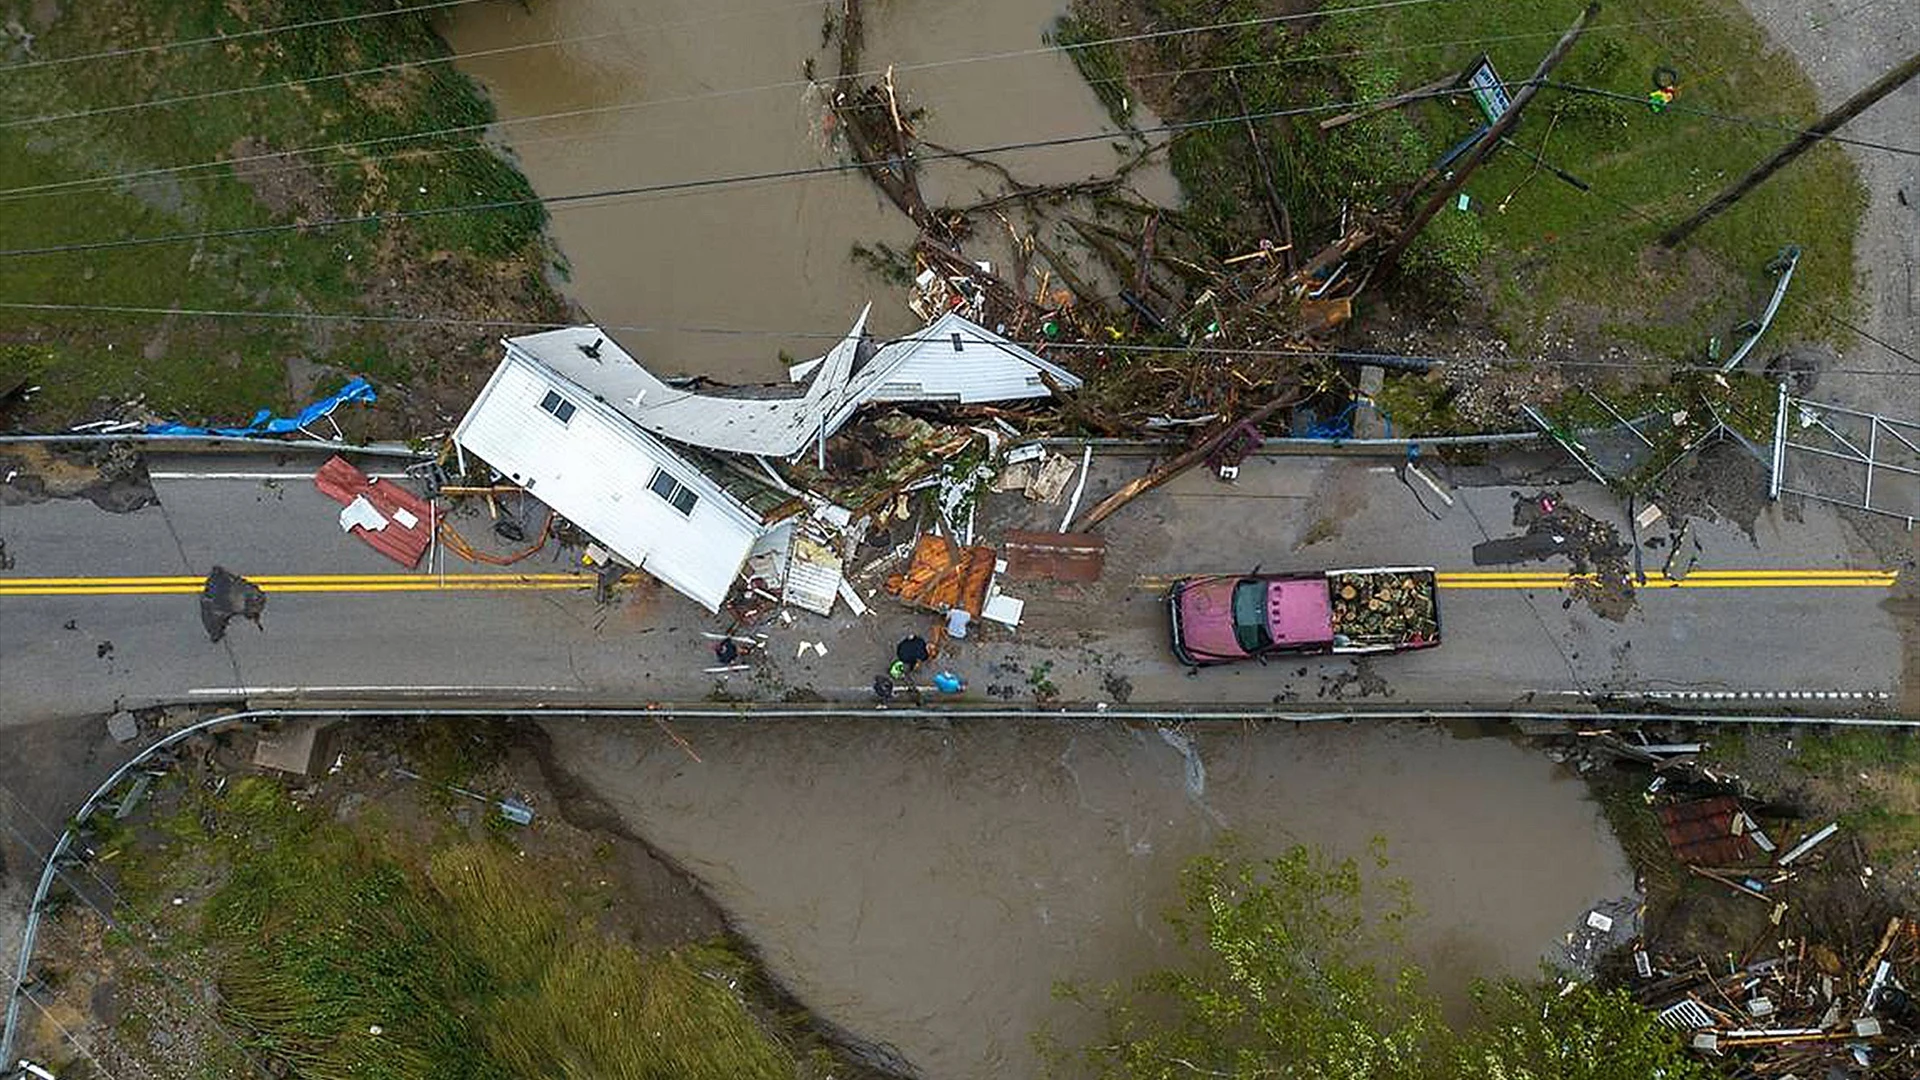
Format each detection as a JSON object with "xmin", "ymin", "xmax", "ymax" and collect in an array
[{"xmin": 501, "ymin": 308, "xmax": 1083, "ymax": 459}]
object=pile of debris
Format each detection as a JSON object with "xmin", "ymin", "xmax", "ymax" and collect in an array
[
  {"xmin": 1638, "ymin": 914, "xmax": 1917, "ymax": 1074},
  {"xmin": 1472, "ymin": 491, "xmax": 1636, "ymax": 620},
  {"xmin": 1546, "ymin": 729, "xmax": 1920, "ymax": 1074}
]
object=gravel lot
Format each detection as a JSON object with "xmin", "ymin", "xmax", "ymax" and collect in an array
[{"xmin": 1737, "ymin": 0, "xmax": 1919, "ymax": 412}]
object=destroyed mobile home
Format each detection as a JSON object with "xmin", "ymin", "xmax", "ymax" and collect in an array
[{"xmin": 450, "ymin": 307, "xmax": 1085, "ymax": 613}]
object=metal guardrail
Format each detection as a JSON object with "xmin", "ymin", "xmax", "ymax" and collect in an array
[
  {"xmin": 9, "ymin": 701, "xmax": 1918, "ymax": 1064},
  {"xmin": 0, "ymin": 433, "xmax": 428, "ymax": 458},
  {"xmin": 1770, "ymin": 389, "xmax": 1920, "ymax": 527}
]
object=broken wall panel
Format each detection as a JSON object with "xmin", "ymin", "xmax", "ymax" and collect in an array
[{"xmin": 1001, "ymin": 531, "xmax": 1106, "ymax": 582}]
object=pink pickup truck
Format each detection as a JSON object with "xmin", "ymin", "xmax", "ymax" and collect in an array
[{"xmin": 1168, "ymin": 567, "xmax": 1441, "ymax": 667}]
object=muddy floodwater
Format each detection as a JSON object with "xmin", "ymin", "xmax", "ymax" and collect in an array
[
  {"xmin": 441, "ymin": 0, "xmax": 1175, "ymax": 382},
  {"xmin": 544, "ymin": 719, "xmax": 1633, "ymax": 1080}
]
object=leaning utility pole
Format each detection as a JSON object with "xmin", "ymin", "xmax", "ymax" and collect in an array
[
  {"xmin": 1660, "ymin": 50, "xmax": 1920, "ymax": 247},
  {"xmin": 1376, "ymin": 2, "xmax": 1599, "ymax": 272}
]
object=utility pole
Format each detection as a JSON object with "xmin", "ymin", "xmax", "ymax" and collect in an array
[
  {"xmin": 1376, "ymin": 2, "xmax": 1599, "ymax": 272},
  {"xmin": 1659, "ymin": 50, "xmax": 1920, "ymax": 247}
]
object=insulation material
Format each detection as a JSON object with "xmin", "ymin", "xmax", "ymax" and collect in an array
[{"xmin": 783, "ymin": 537, "xmax": 843, "ymax": 617}]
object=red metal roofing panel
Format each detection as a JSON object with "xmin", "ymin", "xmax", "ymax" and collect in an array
[
  {"xmin": 1657, "ymin": 797, "xmax": 1759, "ymax": 866},
  {"xmin": 312, "ymin": 455, "xmax": 432, "ymax": 568}
]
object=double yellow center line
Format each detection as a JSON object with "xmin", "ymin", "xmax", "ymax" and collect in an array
[
  {"xmin": 0, "ymin": 573, "xmax": 595, "ymax": 596},
  {"xmin": 0, "ymin": 568, "xmax": 1898, "ymax": 598},
  {"xmin": 1440, "ymin": 569, "xmax": 1897, "ymax": 589},
  {"xmin": 1137, "ymin": 569, "xmax": 1898, "ymax": 591}
]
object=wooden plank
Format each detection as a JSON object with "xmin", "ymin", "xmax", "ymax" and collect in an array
[{"xmin": 1002, "ymin": 530, "xmax": 1106, "ymax": 582}]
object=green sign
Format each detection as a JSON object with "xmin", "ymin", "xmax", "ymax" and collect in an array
[{"xmin": 1465, "ymin": 55, "xmax": 1510, "ymax": 124}]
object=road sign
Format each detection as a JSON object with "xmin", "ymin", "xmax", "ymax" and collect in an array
[{"xmin": 1465, "ymin": 54, "xmax": 1511, "ymax": 123}]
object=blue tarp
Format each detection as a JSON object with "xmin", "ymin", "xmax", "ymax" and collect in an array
[{"xmin": 145, "ymin": 377, "xmax": 377, "ymax": 438}]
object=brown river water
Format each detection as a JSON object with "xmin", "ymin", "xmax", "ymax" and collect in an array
[
  {"xmin": 449, "ymin": 4, "xmax": 1631, "ymax": 1075},
  {"xmin": 439, "ymin": 0, "xmax": 1175, "ymax": 382},
  {"xmin": 545, "ymin": 718, "xmax": 1633, "ymax": 1080}
]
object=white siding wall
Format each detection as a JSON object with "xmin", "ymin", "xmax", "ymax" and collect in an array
[{"xmin": 453, "ymin": 355, "xmax": 762, "ymax": 611}]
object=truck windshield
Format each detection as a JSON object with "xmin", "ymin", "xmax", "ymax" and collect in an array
[{"xmin": 1231, "ymin": 580, "xmax": 1272, "ymax": 654}]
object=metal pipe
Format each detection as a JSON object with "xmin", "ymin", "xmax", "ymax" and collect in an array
[
  {"xmin": 1036, "ymin": 432, "xmax": 1541, "ymax": 453},
  {"xmin": 1866, "ymin": 418, "xmax": 1879, "ymax": 508},
  {"xmin": 1721, "ymin": 246, "xmax": 1799, "ymax": 372},
  {"xmin": 1786, "ymin": 440, "xmax": 1920, "ymax": 478},
  {"xmin": 1769, "ymin": 382, "xmax": 1788, "ymax": 501}
]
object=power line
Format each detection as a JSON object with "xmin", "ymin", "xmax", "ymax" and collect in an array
[
  {"xmin": 0, "ymin": 89, "xmax": 1482, "ymax": 259},
  {"xmin": 0, "ymin": 10, "xmax": 1735, "ymax": 206},
  {"xmin": 0, "ymin": 0, "xmax": 833, "ymax": 132},
  {"xmin": 27, "ymin": 68, "xmax": 1891, "ymax": 259},
  {"xmin": 1545, "ymin": 81, "xmax": 1920, "ymax": 157},
  {"xmin": 0, "ymin": 0, "xmax": 1447, "ymax": 133},
  {"xmin": 1818, "ymin": 309, "xmax": 1920, "ymax": 366},
  {"xmin": 0, "ymin": 14, "xmax": 1740, "ymax": 211},
  {"xmin": 1, "ymin": 300, "xmax": 1912, "ymax": 378},
  {"xmin": 0, "ymin": 0, "xmax": 489, "ymax": 72}
]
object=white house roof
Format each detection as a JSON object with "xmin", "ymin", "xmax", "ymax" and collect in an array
[
  {"xmin": 501, "ymin": 308, "xmax": 872, "ymax": 459},
  {"xmin": 823, "ymin": 310, "xmax": 1082, "ymax": 433},
  {"xmin": 505, "ymin": 308, "xmax": 1082, "ymax": 460}
]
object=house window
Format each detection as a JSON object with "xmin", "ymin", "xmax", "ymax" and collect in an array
[
  {"xmin": 538, "ymin": 389, "xmax": 577, "ymax": 424},
  {"xmin": 648, "ymin": 467, "xmax": 699, "ymax": 515}
]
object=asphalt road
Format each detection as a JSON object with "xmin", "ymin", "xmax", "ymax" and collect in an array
[{"xmin": 0, "ymin": 450, "xmax": 1904, "ymax": 725}]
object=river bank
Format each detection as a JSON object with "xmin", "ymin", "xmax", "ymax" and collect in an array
[
  {"xmin": 6, "ymin": 716, "xmax": 897, "ymax": 1079},
  {"xmin": 539, "ymin": 715, "xmax": 1635, "ymax": 1080},
  {"xmin": 0, "ymin": 0, "xmax": 571, "ymax": 437}
]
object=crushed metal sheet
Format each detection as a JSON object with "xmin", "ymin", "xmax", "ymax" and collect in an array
[
  {"xmin": 313, "ymin": 455, "xmax": 433, "ymax": 568},
  {"xmin": 1657, "ymin": 796, "xmax": 1760, "ymax": 866}
]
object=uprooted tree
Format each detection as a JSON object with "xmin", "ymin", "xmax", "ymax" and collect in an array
[{"xmin": 1044, "ymin": 843, "xmax": 1711, "ymax": 1080}]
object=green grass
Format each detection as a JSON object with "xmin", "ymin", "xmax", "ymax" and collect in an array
[
  {"xmin": 0, "ymin": 0, "xmax": 554, "ymax": 429},
  {"xmin": 1103, "ymin": 0, "xmax": 1860, "ymax": 357},
  {"xmin": 103, "ymin": 775, "xmax": 804, "ymax": 1080},
  {"xmin": 1792, "ymin": 729, "xmax": 1920, "ymax": 773},
  {"xmin": 1789, "ymin": 731, "xmax": 1920, "ymax": 858},
  {"xmin": 1321, "ymin": 0, "xmax": 1861, "ymax": 351}
]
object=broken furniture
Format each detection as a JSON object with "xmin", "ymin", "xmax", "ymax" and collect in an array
[{"xmin": 886, "ymin": 533, "xmax": 996, "ymax": 617}]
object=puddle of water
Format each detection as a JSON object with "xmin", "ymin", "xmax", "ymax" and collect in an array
[
  {"xmin": 543, "ymin": 719, "xmax": 1632, "ymax": 1080},
  {"xmin": 440, "ymin": 0, "xmax": 1173, "ymax": 382}
]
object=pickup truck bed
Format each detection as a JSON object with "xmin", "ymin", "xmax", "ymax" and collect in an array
[{"xmin": 1325, "ymin": 568, "xmax": 1439, "ymax": 653}]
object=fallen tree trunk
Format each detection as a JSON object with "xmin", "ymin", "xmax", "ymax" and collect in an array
[{"xmin": 1072, "ymin": 386, "xmax": 1304, "ymax": 531}]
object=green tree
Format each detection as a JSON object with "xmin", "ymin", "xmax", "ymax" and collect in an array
[
  {"xmin": 1455, "ymin": 980, "xmax": 1712, "ymax": 1080},
  {"xmin": 1050, "ymin": 843, "xmax": 1710, "ymax": 1080}
]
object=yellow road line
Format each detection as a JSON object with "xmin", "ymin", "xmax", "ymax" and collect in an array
[
  {"xmin": 0, "ymin": 573, "xmax": 583, "ymax": 586},
  {"xmin": 0, "ymin": 573, "xmax": 594, "ymax": 597},
  {"xmin": 1133, "ymin": 569, "xmax": 1898, "ymax": 591}
]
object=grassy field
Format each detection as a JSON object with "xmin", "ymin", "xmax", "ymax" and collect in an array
[
  {"xmin": 1072, "ymin": 0, "xmax": 1862, "ymax": 371},
  {"xmin": 88, "ymin": 771, "xmax": 812, "ymax": 1079},
  {"xmin": 0, "ymin": 0, "xmax": 564, "ymax": 432}
]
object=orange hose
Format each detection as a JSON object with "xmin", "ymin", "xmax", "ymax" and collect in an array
[{"xmin": 436, "ymin": 510, "xmax": 555, "ymax": 566}]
